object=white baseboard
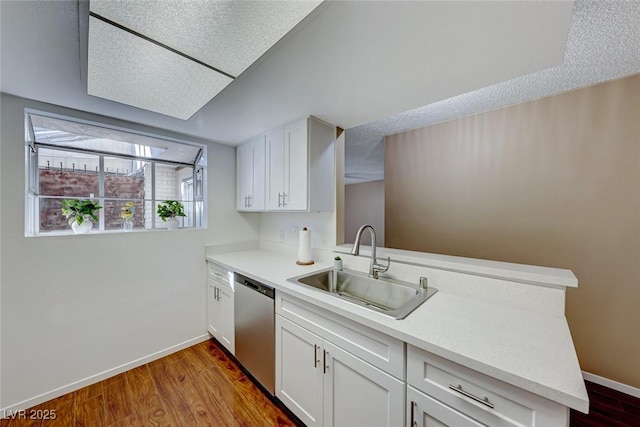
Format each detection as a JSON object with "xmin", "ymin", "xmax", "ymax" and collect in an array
[
  {"xmin": 583, "ymin": 371, "xmax": 640, "ymax": 399},
  {"xmin": 1, "ymin": 334, "xmax": 209, "ymax": 415}
]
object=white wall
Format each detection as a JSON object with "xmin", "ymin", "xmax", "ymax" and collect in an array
[
  {"xmin": 344, "ymin": 180, "xmax": 385, "ymax": 246},
  {"xmin": 258, "ymin": 212, "xmax": 335, "ymax": 258},
  {"xmin": 0, "ymin": 93, "xmax": 259, "ymax": 410}
]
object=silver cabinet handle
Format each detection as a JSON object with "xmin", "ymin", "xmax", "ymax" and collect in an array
[
  {"xmin": 248, "ymin": 195, "xmax": 252, "ymax": 207},
  {"xmin": 278, "ymin": 192, "xmax": 282, "ymax": 207},
  {"xmin": 449, "ymin": 384, "xmax": 495, "ymax": 409},
  {"xmin": 282, "ymin": 192, "xmax": 287, "ymax": 207},
  {"xmin": 215, "ymin": 286, "xmax": 219, "ymax": 301},
  {"xmin": 314, "ymin": 344, "xmax": 319, "ymax": 368},
  {"xmin": 213, "ymin": 286, "xmax": 217, "ymax": 300},
  {"xmin": 244, "ymin": 195, "xmax": 247, "ymax": 208},
  {"xmin": 323, "ymin": 350, "xmax": 328, "ymax": 374},
  {"xmin": 410, "ymin": 401, "xmax": 416, "ymax": 427}
]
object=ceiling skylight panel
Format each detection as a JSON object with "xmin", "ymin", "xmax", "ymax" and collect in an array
[
  {"xmin": 89, "ymin": 0, "xmax": 323, "ymax": 77},
  {"xmin": 88, "ymin": 16, "xmax": 233, "ymax": 119},
  {"xmin": 29, "ymin": 113, "xmax": 201, "ymax": 163}
]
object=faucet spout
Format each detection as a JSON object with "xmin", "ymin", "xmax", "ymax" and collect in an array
[{"xmin": 351, "ymin": 224, "xmax": 390, "ymax": 278}]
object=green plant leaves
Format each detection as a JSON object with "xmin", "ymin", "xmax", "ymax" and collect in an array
[
  {"xmin": 60, "ymin": 199, "xmax": 102, "ymax": 225},
  {"xmin": 157, "ymin": 200, "xmax": 186, "ymax": 221}
]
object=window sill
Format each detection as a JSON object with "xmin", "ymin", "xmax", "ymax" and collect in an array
[{"xmin": 26, "ymin": 227, "xmax": 205, "ymax": 238}]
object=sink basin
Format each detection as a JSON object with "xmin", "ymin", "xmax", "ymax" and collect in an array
[{"xmin": 289, "ymin": 269, "xmax": 437, "ymax": 319}]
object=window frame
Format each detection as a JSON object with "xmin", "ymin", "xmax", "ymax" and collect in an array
[{"xmin": 24, "ymin": 109, "xmax": 207, "ymax": 236}]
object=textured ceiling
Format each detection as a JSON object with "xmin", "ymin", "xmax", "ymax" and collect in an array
[
  {"xmin": 87, "ymin": 0, "xmax": 321, "ymax": 119},
  {"xmin": 0, "ymin": 1, "xmax": 573, "ymax": 146},
  {"xmin": 345, "ymin": 0, "xmax": 640, "ymax": 184}
]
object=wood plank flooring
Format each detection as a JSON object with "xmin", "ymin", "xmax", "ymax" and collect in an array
[
  {"xmin": 570, "ymin": 380, "xmax": 640, "ymax": 427},
  {"xmin": 2, "ymin": 340, "xmax": 297, "ymax": 427},
  {"xmin": 3, "ymin": 339, "xmax": 639, "ymax": 426}
]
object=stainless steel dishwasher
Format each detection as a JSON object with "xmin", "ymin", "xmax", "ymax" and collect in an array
[{"xmin": 234, "ymin": 273, "xmax": 275, "ymax": 395}]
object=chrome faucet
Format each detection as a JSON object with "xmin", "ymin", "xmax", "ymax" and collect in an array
[{"xmin": 351, "ymin": 224, "xmax": 390, "ymax": 279}]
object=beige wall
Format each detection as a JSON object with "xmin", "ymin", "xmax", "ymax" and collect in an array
[
  {"xmin": 345, "ymin": 180, "xmax": 385, "ymax": 246},
  {"xmin": 385, "ymin": 74, "xmax": 640, "ymax": 388}
]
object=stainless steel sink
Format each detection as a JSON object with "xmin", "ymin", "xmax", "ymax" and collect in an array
[{"xmin": 289, "ymin": 269, "xmax": 437, "ymax": 319}]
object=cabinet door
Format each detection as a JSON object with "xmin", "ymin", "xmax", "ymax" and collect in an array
[
  {"xmin": 407, "ymin": 386, "xmax": 484, "ymax": 427},
  {"xmin": 323, "ymin": 341, "xmax": 404, "ymax": 427},
  {"xmin": 276, "ymin": 315, "xmax": 323, "ymax": 427},
  {"xmin": 237, "ymin": 137, "xmax": 266, "ymax": 211},
  {"xmin": 266, "ymin": 128, "xmax": 286, "ymax": 210},
  {"xmin": 218, "ymin": 282, "xmax": 235, "ymax": 354},
  {"xmin": 250, "ymin": 136, "xmax": 266, "ymax": 210},
  {"xmin": 283, "ymin": 119, "xmax": 308, "ymax": 210},
  {"xmin": 236, "ymin": 142, "xmax": 253, "ymax": 211},
  {"xmin": 207, "ymin": 279, "xmax": 221, "ymax": 338}
]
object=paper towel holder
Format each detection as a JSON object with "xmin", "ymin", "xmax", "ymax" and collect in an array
[{"xmin": 296, "ymin": 226, "xmax": 314, "ymax": 265}]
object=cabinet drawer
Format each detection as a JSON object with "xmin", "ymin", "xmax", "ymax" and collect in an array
[
  {"xmin": 407, "ymin": 346, "xmax": 567, "ymax": 427},
  {"xmin": 207, "ymin": 262, "xmax": 232, "ymax": 288},
  {"xmin": 277, "ymin": 293, "xmax": 404, "ymax": 379},
  {"xmin": 408, "ymin": 385, "xmax": 484, "ymax": 427}
]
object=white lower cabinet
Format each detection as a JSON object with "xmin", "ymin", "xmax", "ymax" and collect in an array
[
  {"xmin": 273, "ymin": 292, "xmax": 571, "ymax": 427},
  {"xmin": 207, "ymin": 262, "xmax": 234, "ymax": 354},
  {"xmin": 276, "ymin": 315, "xmax": 324, "ymax": 426},
  {"xmin": 323, "ymin": 340, "xmax": 404, "ymax": 427},
  {"xmin": 406, "ymin": 345, "xmax": 569, "ymax": 427},
  {"xmin": 276, "ymin": 315, "xmax": 404, "ymax": 427}
]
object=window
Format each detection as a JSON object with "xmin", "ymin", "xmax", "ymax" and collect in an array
[{"xmin": 25, "ymin": 110, "xmax": 206, "ymax": 236}]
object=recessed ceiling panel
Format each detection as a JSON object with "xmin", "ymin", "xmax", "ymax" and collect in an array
[
  {"xmin": 89, "ymin": 0, "xmax": 323, "ymax": 77},
  {"xmin": 88, "ymin": 16, "xmax": 233, "ymax": 119}
]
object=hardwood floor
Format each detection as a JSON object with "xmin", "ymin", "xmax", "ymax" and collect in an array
[
  {"xmin": 570, "ymin": 380, "xmax": 640, "ymax": 427},
  {"xmin": 3, "ymin": 339, "xmax": 639, "ymax": 427},
  {"xmin": 2, "ymin": 340, "xmax": 298, "ymax": 427}
]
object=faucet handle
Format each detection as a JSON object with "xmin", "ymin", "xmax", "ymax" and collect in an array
[{"xmin": 373, "ymin": 256, "xmax": 391, "ymax": 274}]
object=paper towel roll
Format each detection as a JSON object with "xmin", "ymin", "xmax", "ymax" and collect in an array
[{"xmin": 297, "ymin": 227, "xmax": 313, "ymax": 264}]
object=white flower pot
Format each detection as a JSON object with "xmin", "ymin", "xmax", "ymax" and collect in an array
[
  {"xmin": 166, "ymin": 218, "xmax": 179, "ymax": 230},
  {"xmin": 71, "ymin": 218, "xmax": 93, "ymax": 234}
]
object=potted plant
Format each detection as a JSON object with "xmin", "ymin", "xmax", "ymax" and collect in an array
[
  {"xmin": 120, "ymin": 201, "xmax": 136, "ymax": 232},
  {"xmin": 61, "ymin": 199, "xmax": 102, "ymax": 234},
  {"xmin": 157, "ymin": 200, "xmax": 186, "ymax": 230}
]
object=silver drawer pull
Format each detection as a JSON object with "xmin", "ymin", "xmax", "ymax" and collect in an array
[
  {"xmin": 314, "ymin": 344, "xmax": 319, "ymax": 368},
  {"xmin": 410, "ymin": 400, "xmax": 417, "ymax": 427},
  {"xmin": 449, "ymin": 384, "xmax": 495, "ymax": 409}
]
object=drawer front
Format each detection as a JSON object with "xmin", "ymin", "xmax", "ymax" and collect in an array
[
  {"xmin": 408, "ymin": 386, "xmax": 484, "ymax": 427},
  {"xmin": 277, "ymin": 293, "xmax": 404, "ymax": 379},
  {"xmin": 207, "ymin": 262, "xmax": 233, "ymax": 289},
  {"xmin": 407, "ymin": 346, "xmax": 567, "ymax": 427}
]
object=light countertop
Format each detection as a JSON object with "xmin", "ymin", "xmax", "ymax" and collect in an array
[{"xmin": 206, "ymin": 248, "xmax": 589, "ymax": 413}]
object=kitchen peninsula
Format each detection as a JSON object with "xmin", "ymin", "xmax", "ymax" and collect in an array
[{"xmin": 206, "ymin": 242, "xmax": 588, "ymax": 427}]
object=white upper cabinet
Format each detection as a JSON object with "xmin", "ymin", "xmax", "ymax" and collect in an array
[
  {"xmin": 266, "ymin": 127, "xmax": 288, "ymax": 210},
  {"xmin": 239, "ymin": 116, "xmax": 335, "ymax": 212},
  {"xmin": 236, "ymin": 135, "xmax": 266, "ymax": 211},
  {"xmin": 267, "ymin": 120, "xmax": 308, "ymax": 211}
]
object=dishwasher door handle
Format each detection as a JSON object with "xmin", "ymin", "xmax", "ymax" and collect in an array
[{"xmin": 243, "ymin": 280, "xmax": 260, "ymax": 291}]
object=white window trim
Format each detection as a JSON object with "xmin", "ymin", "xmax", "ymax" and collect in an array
[{"xmin": 24, "ymin": 108, "xmax": 208, "ymax": 237}]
